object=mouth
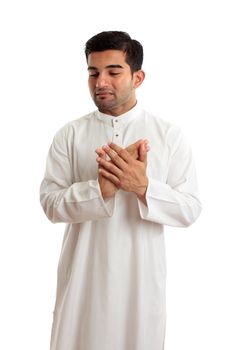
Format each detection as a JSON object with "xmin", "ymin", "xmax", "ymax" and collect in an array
[{"xmin": 95, "ymin": 90, "xmax": 114, "ymax": 98}]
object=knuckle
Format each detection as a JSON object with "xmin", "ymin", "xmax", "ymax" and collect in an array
[
  {"xmin": 119, "ymin": 149, "xmax": 126, "ymax": 158},
  {"xmin": 112, "ymin": 153, "xmax": 119, "ymax": 162}
]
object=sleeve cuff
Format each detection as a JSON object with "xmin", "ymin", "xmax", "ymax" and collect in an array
[
  {"xmin": 137, "ymin": 177, "xmax": 175, "ymax": 223},
  {"xmin": 91, "ymin": 178, "xmax": 116, "ymax": 217}
]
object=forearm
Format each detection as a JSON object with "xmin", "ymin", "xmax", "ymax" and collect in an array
[
  {"xmin": 136, "ymin": 192, "xmax": 148, "ymax": 207},
  {"xmin": 134, "ymin": 177, "xmax": 149, "ymax": 207}
]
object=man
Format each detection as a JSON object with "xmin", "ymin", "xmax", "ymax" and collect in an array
[{"xmin": 40, "ymin": 31, "xmax": 201, "ymax": 350}]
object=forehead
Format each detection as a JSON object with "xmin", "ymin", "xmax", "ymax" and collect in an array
[{"xmin": 87, "ymin": 50, "xmax": 129, "ymax": 69}]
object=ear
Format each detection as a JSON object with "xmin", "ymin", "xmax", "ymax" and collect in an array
[{"xmin": 133, "ymin": 70, "xmax": 145, "ymax": 89}]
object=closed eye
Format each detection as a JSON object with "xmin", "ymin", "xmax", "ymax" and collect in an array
[{"xmin": 89, "ymin": 73, "xmax": 99, "ymax": 77}]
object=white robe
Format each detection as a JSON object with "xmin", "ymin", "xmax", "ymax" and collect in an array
[{"xmin": 40, "ymin": 104, "xmax": 201, "ymax": 350}]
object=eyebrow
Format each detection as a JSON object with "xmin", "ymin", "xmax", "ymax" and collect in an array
[{"xmin": 87, "ymin": 64, "xmax": 124, "ymax": 71}]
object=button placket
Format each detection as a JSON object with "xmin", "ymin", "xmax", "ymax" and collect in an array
[{"xmin": 112, "ymin": 119, "xmax": 123, "ymax": 145}]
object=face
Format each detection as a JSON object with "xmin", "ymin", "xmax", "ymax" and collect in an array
[{"xmin": 87, "ymin": 50, "xmax": 144, "ymax": 116}]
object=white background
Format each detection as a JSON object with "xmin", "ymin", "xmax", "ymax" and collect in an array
[{"xmin": 0, "ymin": 0, "xmax": 228, "ymax": 349}]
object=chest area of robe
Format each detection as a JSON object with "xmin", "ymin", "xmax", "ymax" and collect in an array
[{"xmin": 70, "ymin": 115, "xmax": 170, "ymax": 184}]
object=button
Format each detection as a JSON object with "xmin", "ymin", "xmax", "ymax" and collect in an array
[
  {"xmin": 115, "ymin": 119, "xmax": 118, "ymax": 123},
  {"xmin": 115, "ymin": 134, "xmax": 119, "ymax": 137}
]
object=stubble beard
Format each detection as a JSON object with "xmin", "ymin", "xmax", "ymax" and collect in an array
[
  {"xmin": 93, "ymin": 87, "xmax": 134, "ymax": 114},
  {"xmin": 94, "ymin": 96, "xmax": 117, "ymax": 113}
]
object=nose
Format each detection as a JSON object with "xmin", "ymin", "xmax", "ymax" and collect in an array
[{"xmin": 95, "ymin": 72, "xmax": 109, "ymax": 88}]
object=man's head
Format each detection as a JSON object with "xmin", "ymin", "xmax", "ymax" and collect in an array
[
  {"xmin": 85, "ymin": 31, "xmax": 143, "ymax": 74},
  {"xmin": 85, "ymin": 31, "xmax": 145, "ymax": 116}
]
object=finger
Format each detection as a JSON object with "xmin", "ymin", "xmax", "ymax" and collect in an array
[
  {"xmin": 141, "ymin": 139, "xmax": 150, "ymax": 153},
  {"xmin": 102, "ymin": 145, "xmax": 128, "ymax": 169},
  {"xmin": 98, "ymin": 168, "xmax": 120, "ymax": 186},
  {"xmin": 96, "ymin": 148, "xmax": 112, "ymax": 163},
  {"xmin": 125, "ymin": 139, "xmax": 149, "ymax": 160},
  {"xmin": 138, "ymin": 142, "xmax": 148, "ymax": 163},
  {"xmin": 131, "ymin": 139, "xmax": 143, "ymax": 147},
  {"xmin": 142, "ymin": 139, "xmax": 150, "ymax": 151},
  {"xmin": 125, "ymin": 140, "xmax": 141, "ymax": 160},
  {"xmin": 95, "ymin": 148, "xmax": 106, "ymax": 158},
  {"xmin": 97, "ymin": 156, "xmax": 123, "ymax": 177},
  {"xmin": 144, "ymin": 143, "xmax": 150, "ymax": 152},
  {"xmin": 107, "ymin": 143, "xmax": 132, "ymax": 163},
  {"xmin": 95, "ymin": 149, "xmax": 105, "ymax": 170}
]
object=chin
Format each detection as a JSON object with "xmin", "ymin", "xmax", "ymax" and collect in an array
[{"xmin": 95, "ymin": 99, "xmax": 116, "ymax": 110}]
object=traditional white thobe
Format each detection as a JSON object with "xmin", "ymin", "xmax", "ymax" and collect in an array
[{"xmin": 40, "ymin": 104, "xmax": 201, "ymax": 350}]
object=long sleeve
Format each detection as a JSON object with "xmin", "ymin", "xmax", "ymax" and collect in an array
[
  {"xmin": 40, "ymin": 125, "xmax": 115, "ymax": 224},
  {"xmin": 138, "ymin": 128, "xmax": 202, "ymax": 227}
]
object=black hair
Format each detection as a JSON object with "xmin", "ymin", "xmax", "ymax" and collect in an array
[{"xmin": 85, "ymin": 31, "xmax": 143, "ymax": 73}]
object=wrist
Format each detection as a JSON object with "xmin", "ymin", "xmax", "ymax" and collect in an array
[{"xmin": 135, "ymin": 177, "xmax": 148, "ymax": 205}]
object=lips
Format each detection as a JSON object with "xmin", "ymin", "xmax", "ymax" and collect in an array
[
  {"xmin": 96, "ymin": 92, "xmax": 110, "ymax": 96},
  {"xmin": 95, "ymin": 90, "xmax": 113, "ymax": 97}
]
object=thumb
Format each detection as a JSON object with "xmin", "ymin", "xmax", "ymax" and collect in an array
[{"xmin": 138, "ymin": 142, "xmax": 147, "ymax": 163}]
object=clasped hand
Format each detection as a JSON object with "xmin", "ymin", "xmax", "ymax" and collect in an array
[{"xmin": 95, "ymin": 140, "xmax": 149, "ymax": 203}]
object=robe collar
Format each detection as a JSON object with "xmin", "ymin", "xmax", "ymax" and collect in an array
[{"xmin": 95, "ymin": 103, "xmax": 141, "ymax": 127}]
